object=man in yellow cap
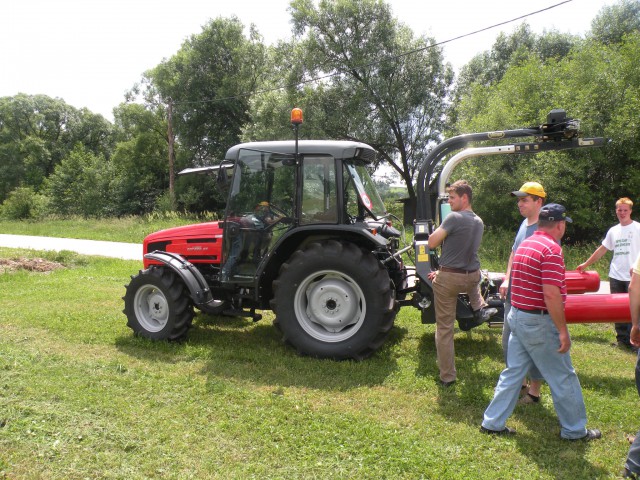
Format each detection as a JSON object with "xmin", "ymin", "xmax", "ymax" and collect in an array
[{"xmin": 499, "ymin": 181, "xmax": 546, "ymax": 404}]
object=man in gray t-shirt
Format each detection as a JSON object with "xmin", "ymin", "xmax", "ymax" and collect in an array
[{"xmin": 428, "ymin": 180, "xmax": 493, "ymax": 386}]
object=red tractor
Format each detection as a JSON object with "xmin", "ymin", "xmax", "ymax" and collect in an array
[{"xmin": 123, "ymin": 109, "xmax": 605, "ymax": 359}]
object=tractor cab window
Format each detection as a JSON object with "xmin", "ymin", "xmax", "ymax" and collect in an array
[
  {"xmin": 301, "ymin": 156, "xmax": 337, "ymax": 224},
  {"xmin": 221, "ymin": 149, "xmax": 295, "ymax": 283},
  {"xmin": 343, "ymin": 162, "xmax": 387, "ymax": 221}
]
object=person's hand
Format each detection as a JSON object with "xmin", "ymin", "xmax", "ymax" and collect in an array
[
  {"xmin": 576, "ymin": 263, "xmax": 587, "ymax": 273},
  {"xmin": 499, "ymin": 279, "xmax": 509, "ymax": 300},
  {"xmin": 558, "ymin": 330, "xmax": 571, "ymax": 353},
  {"xmin": 631, "ymin": 325, "xmax": 640, "ymax": 348},
  {"xmin": 428, "ymin": 271, "xmax": 437, "ymax": 281}
]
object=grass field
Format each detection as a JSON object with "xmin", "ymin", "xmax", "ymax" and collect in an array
[{"xmin": 0, "ymin": 218, "xmax": 626, "ymax": 479}]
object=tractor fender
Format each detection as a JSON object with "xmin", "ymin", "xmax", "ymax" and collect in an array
[{"xmin": 144, "ymin": 250, "xmax": 214, "ymax": 308}]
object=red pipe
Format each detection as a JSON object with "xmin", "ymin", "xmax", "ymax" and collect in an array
[
  {"xmin": 565, "ymin": 293, "xmax": 630, "ymax": 324},
  {"xmin": 565, "ymin": 270, "xmax": 600, "ymax": 294}
]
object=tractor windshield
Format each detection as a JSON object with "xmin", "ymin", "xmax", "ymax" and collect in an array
[{"xmin": 344, "ymin": 163, "xmax": 387, "ymax": 220}]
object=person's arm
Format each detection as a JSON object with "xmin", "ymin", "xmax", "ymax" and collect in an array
[
  {"xmin": 576, "ymin": 244, "xmax": 609, "ymax": 272},
  {"xmin": 428, "ymin": 226, "xmax": 447, "ymax": 249},
  {"xmin": 499, "ymin": 251, "xmax": 515, "ymax": 299},
  {"xmin": 629, "ymin": 272, "xmax": 640, "ymax": 347},
  {"xmin": 543, "ymin": 284, "xmax": 571, "ymax": 353}
]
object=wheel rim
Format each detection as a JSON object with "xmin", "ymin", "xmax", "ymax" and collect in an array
[
  {"xmin": 133, "ymin": 284, "xmax": 169, "ymax": 332},
  {"xmin": 293, "ymin": 270, "xmax": 366, "ymax": 342}
]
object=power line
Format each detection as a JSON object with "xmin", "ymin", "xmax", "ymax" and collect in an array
[{"xmin": 173, "ymin": 0, "xmax": 574, "ymax": 107}]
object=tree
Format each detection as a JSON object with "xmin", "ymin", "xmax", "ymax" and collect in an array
[
  {"xmin": 140, "ymin": 17, "xmax": 268, "ymax": 165},
  {"xmin": 450, "ymin": 30, "xmax": 640, "ymax": 241},
  {"xmin": 450, "ymin": 24, "xmax": 579, "ymax": 130},
  {"xmin": 590, "ymin": 0, "xmax": 640, "ymax": 45},
  {"xmin": 110, "ymin": 103, "xmax": 170, "ymax": 215},
  {"xmin": 45, "ymin": 144, "xmax": 114, "ymax": 217},
  {"xmin": 248, "ymin": 0, "xmax": 453, "ymax": 204},
  {"xmin": 0, "ymin": 94, "xmax": 112, "ymax": 202}
]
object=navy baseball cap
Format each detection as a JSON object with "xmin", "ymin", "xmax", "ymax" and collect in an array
[{"xmin": 539, "ymin": 203, "xmax": 572, "ymax": 223}]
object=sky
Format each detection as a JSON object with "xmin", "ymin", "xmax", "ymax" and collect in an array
[{"xmin": 1, "ymin": 0, "xmax": 617, "ymax": 122}]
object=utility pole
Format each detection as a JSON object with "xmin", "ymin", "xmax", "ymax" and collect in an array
[{"xmin": 167, "ymin": 98, "xmax": 176, "ymax": 210}]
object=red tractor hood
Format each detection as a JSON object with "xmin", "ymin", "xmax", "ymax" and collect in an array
[{"xmin": 143, "ymin": 221, "xmax": 224, "ymax": 268}]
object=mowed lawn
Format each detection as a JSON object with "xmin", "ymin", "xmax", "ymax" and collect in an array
[{"xmin": 0, "ymin": 246, "xmax": 637, "ymax": 479}]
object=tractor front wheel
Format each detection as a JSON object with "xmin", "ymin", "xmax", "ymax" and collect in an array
[
  {"xmin": 271, "ymin": 240, "xmax": 396, "ymax": 360},
  {"xmin": 123, "ymin": 266, "xmax": 194, "ymax": 341}
]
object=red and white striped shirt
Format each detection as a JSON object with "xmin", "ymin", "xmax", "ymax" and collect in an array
[{"xmin": 510, "ymin": 230, "xmax": 566, "ymax": 311}]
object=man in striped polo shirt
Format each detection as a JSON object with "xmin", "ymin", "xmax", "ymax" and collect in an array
[{"xmin": 481, "ymin": 203, "xmax": 601, "ymax": 440}]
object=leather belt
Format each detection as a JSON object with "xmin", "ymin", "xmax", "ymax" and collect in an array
[
  {"xmin": 440, "ymin": 266, "xmax": 478, "ymax": 274},
  {"xmin": 515, "ymin": 307, "xmax": 548, "ymax": 315}
]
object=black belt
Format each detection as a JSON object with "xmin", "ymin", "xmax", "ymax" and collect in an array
[
  {"xmin": 440, "ymin": 266, "xmax": 478, "ymax": 274},
  {"xmin": 515, "ymin": 307, "xmax": 548, "ymax": 315}
]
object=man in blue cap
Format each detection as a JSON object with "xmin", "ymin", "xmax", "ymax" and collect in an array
[{"xmin": 481, "ymin": 203, "xmax": 601, "ymax": 441}]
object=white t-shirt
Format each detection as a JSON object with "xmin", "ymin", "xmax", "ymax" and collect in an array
[{"xmin": 602, "ymin": 220, "xmax": 640, "ymax": 281}]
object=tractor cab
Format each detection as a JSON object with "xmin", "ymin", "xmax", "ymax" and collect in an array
[{"xmin": 219, "ymin": 140, "xmax": 390, "ymax": 284}]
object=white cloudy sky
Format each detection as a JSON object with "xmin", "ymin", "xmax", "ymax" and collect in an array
[{"xmin": 1, "ymin": 0, "xmax": 615, "ymax": 121}]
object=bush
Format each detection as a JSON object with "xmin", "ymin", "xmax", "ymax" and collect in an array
[{"xmin": 0, "ymin": 187, "xmax": 48, "ymax": 220}]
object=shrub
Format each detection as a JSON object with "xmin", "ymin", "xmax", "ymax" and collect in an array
[{"xmin": 0, "ymin": 186, "xmax": 48, "ymax": 220}]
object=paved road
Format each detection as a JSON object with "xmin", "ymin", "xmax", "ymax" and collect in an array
[{"xmin": 0, "ymin": 234, "xmax": 141, "ymax": 261}]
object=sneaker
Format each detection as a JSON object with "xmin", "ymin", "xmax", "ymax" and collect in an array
[
  {"xmin": 474, "ymin": 307, "xmax": 498, "ymax": 323},
  {"xmin": 480, "ymin": 426, "xmax": 516, "ymax": 436}
]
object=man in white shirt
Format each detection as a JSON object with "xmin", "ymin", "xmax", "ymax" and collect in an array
[{"xmin": 577, "ymin": 197, "xmax": 640, "ymax": 350}]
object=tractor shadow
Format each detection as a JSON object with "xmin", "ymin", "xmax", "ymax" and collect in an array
[{"xmin": 115, "ymin": 311, "xmax": 408, "ymax": 392}]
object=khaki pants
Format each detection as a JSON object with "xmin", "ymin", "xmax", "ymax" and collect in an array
[{"xmin": 432, "ymin": 269, "xmax": 483, "ymax": 382}]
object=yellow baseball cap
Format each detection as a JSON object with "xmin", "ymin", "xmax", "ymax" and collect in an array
[{"xmin": 511, "ymin": 181, "xmax": 546, "ymax": 198}]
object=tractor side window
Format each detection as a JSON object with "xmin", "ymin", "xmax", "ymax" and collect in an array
[{"xmin": 301, "ymin": 156, "xmax": 337, "ymax": 224}]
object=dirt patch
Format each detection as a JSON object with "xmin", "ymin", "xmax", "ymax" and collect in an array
[{"xmin": 0, "ymin": 257, "xmax": 65, "ymax": 273}]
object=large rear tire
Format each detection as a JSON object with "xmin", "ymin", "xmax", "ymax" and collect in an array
[
  {"xmin": 123, "ymin": 266, "xmax": 194, "ymax": 341},
  {"xmin": 271, "ymin": 240, "xmax": 396, "ymax": 360}
]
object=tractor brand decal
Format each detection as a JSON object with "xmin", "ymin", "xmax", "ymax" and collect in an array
[{"xmin": 360, "ymin": 193, "xmax": 372, "ymax": 209}]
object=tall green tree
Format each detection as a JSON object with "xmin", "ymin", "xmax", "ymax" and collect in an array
[
  {"xmin": 247, "ymin": 0, "xmax": 453, "ymax": 203},
  {"xmin": 140, "ymin": 17, "xmax": 268, "ymax": 165}
]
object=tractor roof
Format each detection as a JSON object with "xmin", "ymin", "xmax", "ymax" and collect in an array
[{"xmin": 224, "ymin": 140, "xmax": 377, "ymax": 164}]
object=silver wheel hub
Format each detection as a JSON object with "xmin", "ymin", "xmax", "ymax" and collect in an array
[
  {"xmin": 133, "ymin": 285, "xmax": 169, "ymax": 332},
  {"xmin": 294, "ymin": 271, "xmax": 366, "ymax": 342}
]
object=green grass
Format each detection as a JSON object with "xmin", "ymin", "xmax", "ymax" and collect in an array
[{"xmin": 0, "ymin": 243, "xmax": 636, "ymax": 479}]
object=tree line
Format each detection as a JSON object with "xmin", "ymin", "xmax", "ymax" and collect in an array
[{"xmin": 1, "ymin": 0, "xmax": 639, "ymax": 241}]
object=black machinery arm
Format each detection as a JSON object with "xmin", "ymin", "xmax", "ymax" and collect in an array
[{"xmin": 415, "ymin": 109, "xmax": 605, "ymax": 222}]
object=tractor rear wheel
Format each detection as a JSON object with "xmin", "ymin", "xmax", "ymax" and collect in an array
[
  {"xmin": 123, "ymin": 266, "xmax": 194, "ymax": 341},
  {"xmin": 271, "ymin": 240, "xmax": 396, "ymax": 360}
]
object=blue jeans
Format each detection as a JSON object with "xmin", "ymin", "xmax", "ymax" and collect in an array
[
  {"xmin": 502, "ymin": 300, "xmax": 543, "ymax": 381},
  {"xmin": 483, "ymin": 307, "xmax": 588, "ymax": 439}
]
